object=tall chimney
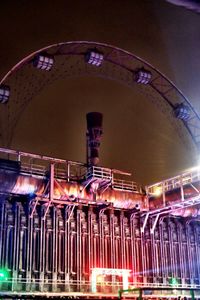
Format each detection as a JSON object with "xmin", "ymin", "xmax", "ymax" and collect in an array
[{"xmin": 86, "ymin": 112, "xmax": 103, "ymax": 166}]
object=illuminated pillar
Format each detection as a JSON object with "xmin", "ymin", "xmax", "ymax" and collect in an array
[
  {"xmin": 122, "ymin": 270, "xmax": 129, "ymax": 290},
  {"xmin": 91, "ymin": 269, "xmax": 97, "ymax": 293}
]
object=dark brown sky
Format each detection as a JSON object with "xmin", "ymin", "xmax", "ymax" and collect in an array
[{"xmin": 0, "ymin": 0, "xmax": 200, "ymax": 185}]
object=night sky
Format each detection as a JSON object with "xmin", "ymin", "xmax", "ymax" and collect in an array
[{"xmin": 0, "ymin": 0, "xmax": 200, "ymax": 185}]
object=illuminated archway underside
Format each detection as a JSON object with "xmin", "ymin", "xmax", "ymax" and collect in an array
[{"xmin": 0, "ymin": 41, "xmax": 199, "ymax": 150}]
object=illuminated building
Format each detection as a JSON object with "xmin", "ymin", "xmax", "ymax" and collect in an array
[
  {"xmin": 0, "ymin": 113, "xmax": 199, "ymax": 299},
  {"xmin": 1, "ymin": 40, "xmax": 200, "ymax": 299}
]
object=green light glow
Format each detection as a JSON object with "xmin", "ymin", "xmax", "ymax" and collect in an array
[
  {"xmin": 169, "ymin": 277, "xmax": 179, "ymax": 285},
  {"xmin": 0, "ymin": 269, "xmax": 9, "ymax": 281}
]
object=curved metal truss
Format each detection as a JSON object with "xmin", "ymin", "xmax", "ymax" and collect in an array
[{"xmin": 0, "ymin": 41, "xmax": 200, "ymax": 150}]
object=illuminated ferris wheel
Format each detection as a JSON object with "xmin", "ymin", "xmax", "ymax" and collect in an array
[{"xmin": 0, "ymin": 41, "xmax": 199, "ymax": 153}]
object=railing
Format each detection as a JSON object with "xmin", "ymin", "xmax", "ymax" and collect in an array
[
  {"xmin": 85, "ymin": 165, "xmax": 142, "ymax": 193},
  {"xmin": 147, "ymin": 166, "xmax": 200, "ymax": 195},
  {"xmin": 0, "ymin": 146, "xmax": 87, "ymax": 181},
  {"xmin": 0, "ymin": 147, "xmax": 142, "ymax": 194},
  {"xmin": 0, "ymin": 278, "xmax": 199, "ymax": 297},
  {"xmin": 21, "ymin": 162, "xmax": 47, "ymax": 176},
  {"xmin": 86, "ymin": 166, "xmax": 112, "ymax": 181},
  {"xmin": 113, "ymin": 178, "xmax": 141, "ymax": 193},
  {"xmin": 145, "ymin": 166, "xmax": 200, "ymax": 216}
]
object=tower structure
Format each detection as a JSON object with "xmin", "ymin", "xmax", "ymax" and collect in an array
[{"xmin": 86, "ymin": 112, "xmax": 103, "ymax": 166}]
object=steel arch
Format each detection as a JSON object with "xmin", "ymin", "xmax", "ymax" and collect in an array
[{"xmin": 0, "ymin": 41, "xmax": 199, "ymax": 150}]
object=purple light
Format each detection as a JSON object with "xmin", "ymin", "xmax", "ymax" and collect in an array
[
  {"xmin": 134, "ymin": 68, "xmax": 152, "ymax": 84},
  {"xmin": 85, "ymin": 50, "xmax": 104, "ymax": 67},
  {"xmin": 0, "ymin": 85, "xmax": 10, "ymax": 104},
  {"xmin": 33, "ymin": 53, "xmax": 54, "ymax": 71},
  {"xmin": 174, "ymin": 103, "xmax": 190, "ymax": 121}
]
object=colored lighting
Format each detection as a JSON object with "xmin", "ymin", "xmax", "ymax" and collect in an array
[
  {"xmin": 134, "ymin": 68, "xmax": 152, "ymax": 84},
  {"xmin": 33, "ymin": 53, "xmax": 54, "ymax": 71},
  {"xmin": 85, "ymin": 50, "xmax": 104, "ymax": 66},
  {"xmin": 169, "ymin": 277, "xmax": 179, "ymax": 286},
  {"xmin": 12, "ymin": 181, "xmax": 36, "ymax": 195},
  {"xmin": 0, "ymin": 85, "xmax": 10, "ymax": 104},
  {"xmin": 152, "ymin": 186, "xmax": 163, "ymax": 197},
  {"xmin": 0, "ymin": 269, "xmax": 9, "ymax": 281},
  {"xmin": 174, "ymin": 103, "xmax": 190, "ymax": 121}
]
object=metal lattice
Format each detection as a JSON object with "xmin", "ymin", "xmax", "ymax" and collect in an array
[{"xmin": 0, "ymin": 41, "xmax": 199, "ymax": 151}]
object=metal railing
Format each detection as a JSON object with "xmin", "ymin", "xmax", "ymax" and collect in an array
[
  {"xmin": 0, "ymin": 147, "xmax": 142, "ymax": 195},
  {"xmin": 21, "ymin": 162, "xmax": 47, "ymax": 176},
  {"xmin": 86, "ymin": 166, "xmax": 112, "ymax": 181},
  {"xmin": 0, "ymin": 147, "xmax": 87, "ymax": 181},
  {"xmin": 0, "ymin": 278, "xmax": 200, "ymax": 298},
  {"xmin": 147, "ymin": 166, "xmax": 200, "ymax": 195},
  {"xmin": 145, "ymin": 166, "xmax": 200, "ymax": 216},
  {"xmin": 113, "ymin": 178, "xmax": 141, "ymax": 193}
]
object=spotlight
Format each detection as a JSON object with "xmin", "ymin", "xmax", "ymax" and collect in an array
[
  {"xmin": 152, "ymin": 186, "xmax": 162, "ymax": 197},
  {"xmin": 134, "ymin": 68, "xmax": 152, "ymax": 84},
  {"xmin": 85, "ymin": 50, "xmax": 104, "ymax": 66},
  {"xmin": 0, "ymin": 85, "xmax": 10, "ymax": 103},
  {"xmin": 173, "ymin": 103, "xmax": 190, "ymax": 121},
  {"xmin": 33, "ymin": 53, "xmax": 54, "ymax": 71}
]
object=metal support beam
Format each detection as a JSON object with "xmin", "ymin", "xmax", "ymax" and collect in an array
[
  {"xmin": 150, "ymin": 214, "xmax": 160, "ymax": 234},
  {"xmin": 66, "ymin": 205, "xmax": 76, "ymax": 223},
  {"xmin": 30, "ymin": 182, "xmax": 50, "ymax": 218},
  {"xmin": 180, "ymin": 176, "xmax": 185, "ymax": 201},
  {"xmin": 50, "ymin": 163, "xmax": 54, "ymax": 201},
  {"xmin": 190, "ymin": 183, "xmax": 200, "ymax": 194},
  {"xmin": 43, "ymin": 163, "xmax": 54, "ymax": 220},
  {"xmin": 141, "ymin": 213, "xmax": 149, "ymax": 233}
]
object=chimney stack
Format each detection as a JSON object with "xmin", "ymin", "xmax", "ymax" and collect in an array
[{"xmin": 86, "ymin": 112, "xmax": 103, "ymax": 166}]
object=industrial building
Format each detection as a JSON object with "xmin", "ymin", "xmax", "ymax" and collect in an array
[{"xmin": 0, "ymin": 112, "xmax": 199, "ymax": 299}]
